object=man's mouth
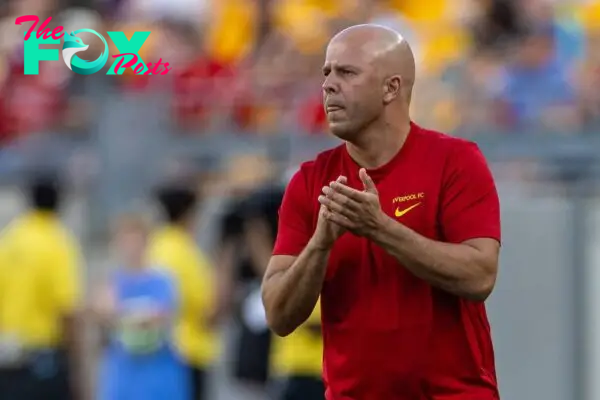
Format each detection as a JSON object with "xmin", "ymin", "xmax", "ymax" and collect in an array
[{"xmin": 326, "ymin": 105, "xmax": 344, "ymax": 112}]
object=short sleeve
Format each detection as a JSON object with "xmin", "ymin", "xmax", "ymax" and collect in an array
[
  {"xmin": 272, "ymin": 167, "xmax": 314, "ymax": 256},
  {"xmin": 440, "ymin": 142, "xmax": 501, "ymax": 244}
]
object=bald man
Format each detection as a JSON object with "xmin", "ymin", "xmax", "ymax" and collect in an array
[{"xmin": 262, "ymin": 25, "xmax": 501, "ymax": 400}]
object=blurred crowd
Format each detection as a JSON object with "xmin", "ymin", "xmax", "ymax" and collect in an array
[
  {"xmin": 0, "ymin": 0, "xmax": 598, "ymax": 143},
  {"xmin": 0, "ymin": 167, "xmax": 319, "ymax": 400}
]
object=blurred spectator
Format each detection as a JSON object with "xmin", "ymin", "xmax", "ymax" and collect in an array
[
  {"xmin": 576, "ymin": 1, "xmax": 600, "ymax": 126},
  {"xmin": 237, "ymin": 31, "xmax": 308, "ymax": 134},
  {"xmin": 171, "ymin": 20, "xmax": 240, "ymax": 132},
  {"xmin": 390, "ymin": 0, "xmax": 448, "ymax": 23},
  {"xmin": 93, "ymin": 214, "xmax": 190, "ymax": 400},
  {"xmin": 1, "ymin": 0, "xmax": 599, "ymax": 139},
  {"xmin": 495, "ymin": 25, "xmax": 580, "ymax": 131},
  {"xmin": 106, "ymin": 17, "xmax": 161, "ymax": 90},
  {"xmin": 246, "ymin": 170, "xmax": 325, "ymax": 400},
  {"xmin": 148, "ymin": 184, "xmax": 218, "ymax": 400},
  {"xmin": 204, "ymin": 0, "xmax": 258, "ymax": 65},
  {"xmin": 57, "ymin": 7, "xmax": 103, "ymax": 133},
  {"xmin": 0, "ymin": 0, "xmax": 70, "ymax": 143},
  {"xmin": 435, "ymin": 48, "xmax": 507, "ymax": 133},
  {"xmin": 271, "ymin": 0, "xmax": 334, "ymax": 56},
  {"xmin": 215, "ymin": 154, "xmax": 274, "ymax": 395},
  {"xmin": 270, "ymin": 301, "xmax": 324, "ymax": 400},
  {"xmin": 124, "ymin": 0, "xmax": 210, "ymax": 24},
  {"xmin": 242, "ymin": 182, "xmax": 287, "ymax": 289},
  {"xmin": 0, "ymin": 172, "xmax": 84, "ymax": 400},
  {"xmin": 471, "ymin": 0, "xmax": 525, "ymax": 52}
]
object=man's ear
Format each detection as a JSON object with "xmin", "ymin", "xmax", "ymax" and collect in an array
[{"xmin": 382, "ymin": 75, "xmax": 402, "ymax": 105}]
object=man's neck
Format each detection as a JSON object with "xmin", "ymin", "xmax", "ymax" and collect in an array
[{"xmin": 346, "ymin": 120, "xmax": 411, "ymax": 169}]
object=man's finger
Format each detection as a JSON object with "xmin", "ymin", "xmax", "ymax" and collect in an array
[
  {"xmin": 318, "ymin": 195, "xmax": 357, "ymax": 219},
  {"xmin": 324, "ymin": 210, "xmax": 354, "ymax": 229},
  {"xmin": 329, "ymin": 181, "xmax": 368, "ymax": 201},
  {"xmin": 322, "ymin": 186, "xmax": 360, "ymax": 210},
  {"xmin": 359, "ymin": 168, "xmax": 377, "ymax": 194},
  {"xmin": 318, "ymin": 195, "xmax": 344, "ymax": 213}
]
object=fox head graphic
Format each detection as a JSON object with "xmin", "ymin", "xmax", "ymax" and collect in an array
[
  {"xmin": 62, "ymin": 31, "xmax": 89, "ymax": 70},
  {"xmin": 60, "ymin": 29, "xmax": 109, "ymax": 75}
]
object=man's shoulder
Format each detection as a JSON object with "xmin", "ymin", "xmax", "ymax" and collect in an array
[
  {"xmin": 412, "ymin": 125, "xmax": 486, "ymax": 170},
  {"xmin": 295, "ymin": 144, "xmax": 346, "ymax": 179},
  {"xmin": 416, "ymin": 124, "xmax": 479, "ymax": 153},
  {"xmin": 416, "ymin": 125, "xmax": 493, "ymax": 183},
  {"xmin": 280, "ymin": 145, "xmax": 345, "ymax": 208}
]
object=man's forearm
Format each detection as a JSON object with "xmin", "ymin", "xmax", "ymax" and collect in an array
[
  {"xmin": 262, "ymin": 238, "xmax": 330, "ymax": 336},
  {"xmin": 370, "ymin": 215, "xmax": 495, "ymax": 301}
]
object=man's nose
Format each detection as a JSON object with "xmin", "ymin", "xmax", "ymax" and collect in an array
[{"xmin": 322, "ymin": 75, "xmax": 339, "ymax": 95}]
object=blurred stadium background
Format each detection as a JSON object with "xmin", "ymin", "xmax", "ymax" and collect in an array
[{"xmin": 0, "ymin": 0, "xmax": 600, "ymax": 399}]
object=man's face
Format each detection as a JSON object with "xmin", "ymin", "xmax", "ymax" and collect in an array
[{"xmin": 322, "ymin": 39, "xmax": 383, "ymax": 140}]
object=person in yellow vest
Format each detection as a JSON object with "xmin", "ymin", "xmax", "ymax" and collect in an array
[
  {"xmin": 270, "ymin": 301, "xmax": 324, "ymax": 400},
  {"xmin": 147, "ymin": 185, "xmax": 218, "ymax": 400},
  {"xmin": 0, "ymin": 173, "xmax": 84, "ymax": 400}
]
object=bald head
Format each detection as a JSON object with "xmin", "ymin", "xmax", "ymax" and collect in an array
[
  {"xmin": 322, "ymin": 24, "xmax": 415, "ymax": 140},
  {"xmin": 328, "ymin": 24, "xmax": 416, "ymax": 100}
]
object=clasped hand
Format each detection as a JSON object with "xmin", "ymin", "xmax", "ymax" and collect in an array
[{"xmin": 318, "ymin": 168, "xmax": 387, "ymax": 238}]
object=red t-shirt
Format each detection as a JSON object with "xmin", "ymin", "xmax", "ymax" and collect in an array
[{"xmin": 273, "ymin": 122, "xmax": 501, "ymax": 400}]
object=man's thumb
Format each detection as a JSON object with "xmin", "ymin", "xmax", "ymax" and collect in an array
[{"xmin": 359, "ymin": 168, "xmax": 376, "ymax": 193}]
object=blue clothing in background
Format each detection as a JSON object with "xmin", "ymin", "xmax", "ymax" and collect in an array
[
  {"xmin": 97, "ymin": 268, "xmax": 190, "ymax": 400},
  {"xmin": 500, "ymin": 60, "xmax": 575, "ymax": 127},
  {"xmin": 554, "ymin": 18, "xmax": 585, "ymax": 68}
]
